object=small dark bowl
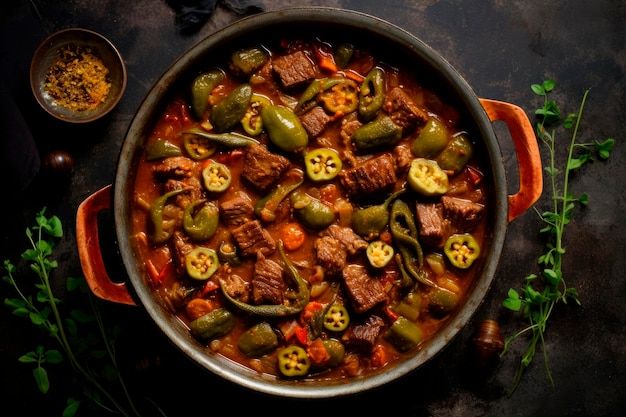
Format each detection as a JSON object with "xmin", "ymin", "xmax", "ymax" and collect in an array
[{"xmin": 30, "ymin": 28, "xmax": 127, "ymax": 123}]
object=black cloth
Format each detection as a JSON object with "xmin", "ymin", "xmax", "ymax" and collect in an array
[{"xmin": 167, "ymin": 0, "xmax": 264, "ymax": 33}]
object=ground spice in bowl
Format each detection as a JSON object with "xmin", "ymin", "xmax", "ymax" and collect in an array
[{"xmin": 44, "ymin": 44, "xmax": 111, "ymax": 112}]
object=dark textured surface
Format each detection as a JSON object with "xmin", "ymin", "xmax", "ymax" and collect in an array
[{"xmin": 1, "ymin": 1, "xmax": 624, "ymax": 415}]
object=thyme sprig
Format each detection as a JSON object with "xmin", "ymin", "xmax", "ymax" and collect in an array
[
  {"xmin": 2, "ymin": 209, "xmax": 164, "ymax": 417},
  {"xmin": 501, "ymin": 80, "xmax": 614, "ymax": 394}
]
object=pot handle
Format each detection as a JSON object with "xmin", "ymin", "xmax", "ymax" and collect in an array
[
  {"xmin": 479, "ymin": 98, "xmax": 543, "ymax": 222},
  {"xmin": 76, "ymin": 184, "xmax": 136, "ymax": 306}
]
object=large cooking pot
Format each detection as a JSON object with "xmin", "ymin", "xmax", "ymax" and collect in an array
[{"xmin": 76, "ymin": 7, "xmax": 541, "ymax": 398}]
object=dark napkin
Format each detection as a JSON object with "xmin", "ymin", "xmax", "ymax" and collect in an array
[{"xmin": 167, "ymin": 0, "xmax": 265, "ymax": 33}]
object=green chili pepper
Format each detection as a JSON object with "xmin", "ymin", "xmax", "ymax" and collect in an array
[
  {"xmin": 428, "ymin": 286, "xmax": 459, "ymax": 318},
  {"xmin": 435, "ymin": 132, "xmax": 474, "ymax": 175},
  {"xmin": 230, "ymin": 46, "xmax": 269, "ymax": 76},
  {"xmin": 358, "ymin": 67, "xmax": 385, "ymax": 122},
  {"xmin": 183, "ymin": 200, "xmax": 219, "ymax": 241},
  {"xmin": 352, "ymin": 114, "xmax": 402, "ymax": 151},
  {"xmin": 277, "ymin": 345, "xmax": 310, "ymax": 377},
  {"xmin": 304, "ymin": 148, "xmax": 342, "ymax": 182},
  {"xmin": 407, "ymin": 158, "xmax": 449, "ymax": 197},
  {"xmin": 318, "ymin": 78, "xmax": 359, "ymax": 114},
  {"xmin": 217, "ymin": 240, "xmax": 242, "ymax": 266},
  {"xmin": 254, "ymin": 176, "xmax": 304, "ymax": 222},
  {"xmin": 237, "ymin": 322, "xmax": 279, "ymax": 358},
  {"xmin": 241, "ymin": 94, "xmax": 271, "ymax": 136},
  {"xmin": 351, "ymin": 189, "xmax": 405, "ymax": 238},
  {"xmin": 411, "ymin": 118, "xmax": 449, "ymax": 158},
  {"xmin": 190, "ymin": 69, "xmax": 225, "ymax": 119},
  {"xmin": 443, "ymin": 233, "xmax": 480, "ymax": 269},
  {"xmin": 150, "ymin": 188, "xmax": 184, "ymax": 244},
  {"xmin": 189, "ymin": 308, "xmax": 235, "ymax": 341},
  {"xmin": 219, "ymin": 241, "xmax": 310, "ymax": 317},
  {"xmin": 202, "ymin": 162, "xmax": 232, "ymax": 193},
  {"xmin": 334, "ymin": 43, "xmax": 354, "ymax": 69},
  {"xmin": 295, "ymin": 77, "xmax": 347, "ymax": 114},
  {"xmin": 291, "ymin": 190, "xmax": 336, "ymax": 230},
  {"xmin": 366, "ymin": 240, "xmax": 395, "ymax": 268},
  {"xmin": 183, "ymin": 128, "xmax": 259, "ymax": 148},
  {"xmin": 261, "ymin": 105, "xmax": 309, "ymax": 152},
  {"xmin": 185, "ymin": 247, "xmax": 219, "ymax": 280},
  {"xmin": 183, "ymin": 133, "xmax": 216, "ymax": 160},
  {"xmin": 146, "ymin": 138, "xmax": 182, "ymax": 161},
  {"xmin": 323, "ymin": 304, "xmax": 350, "ymax": 332},
  {"xmin": 210, "ymin": 83, "xmax": 253, "ymax": 133},
  {"xmin": 393, "ymin": 289, "xmax": 422, "ymax": 321},
  {"xmin": 383, "ymin": 316, "xmax": 423, "ymax": 352},
  {"xmin": 322, "ymin": 339, "xmax": 345, "ymax": 368}
]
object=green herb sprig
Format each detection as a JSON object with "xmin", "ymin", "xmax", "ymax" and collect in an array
[
  {"xmin": 2, "ymin": 209, "xmax": 164, "ymax": 417},
  {"xmin": 501, "ymin": 80, "xmax": 614, "ymax": 394}
]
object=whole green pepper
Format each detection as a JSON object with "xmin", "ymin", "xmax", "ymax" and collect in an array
[
  {"xmin": 150, "ymin": 188, "xmax": 184, "ymax": 244},
  {"xmin": 383, "ymin": 316, "xmax": 423, "ymax": 352},
  {"xmin": 230, "ymin": 47, "xmax": 269, "ymax": 76},
  {"xmin": 358, "ymin": 67, "xmax": 385, "ymax": 122},
  {"xmin": 291, "ymin": 190, "xmax": 336, "ymax": 230},
  {"xmin": 261, "ymin": 105, "xmax": 309, "ymax": 152},
  {"xmin": 183, "ymin": 200, "xmax": 219, "ymax": 241},
  {"xmin": 334, "ymin": 43, "xmax": 354, "ymax": 69},
  {"xmin": 436, "ymin": 132, "xmax": 474, "ymax": 174},
  {"xmin": 351, "ymin": 114, "xmax": 402, "ymax": 151},
  {"xmin": 351, "ymin": 189, "xmax": 405, "ymax": 238},
  {"xmin": 237, "ymin": 322, "xmax": 279, "ymax": 358},
  {"xmin": 190, "ymin": 69, "xmax": 225, "ymax": 119},
  {"xmin": 411, "ymin": 118, "xmax": 449, "ymax": 158},
  {"xmin": 254, "ymin": 176, "xmax": 304, "ymax": 222},
  {"xmin": 189, "ymin": 308, "xmax": 235, "ymax": 341},
  {"xmin": 219, "ymin": 241, "xmax": 310, "ymax": 317},
  {"xmin": 145, "ymin": 138, "xmax": 181, "ymax": 161},
  {"xmin": 210, "ymin": 83, "xmax": 253, "ymax": 133}
]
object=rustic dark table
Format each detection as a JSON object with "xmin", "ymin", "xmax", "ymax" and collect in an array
[{"xmin": 1, "ymin": 1, "xmax": 624, "ymax": 416}]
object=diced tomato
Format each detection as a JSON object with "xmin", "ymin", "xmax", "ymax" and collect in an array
[
  {"xmin": 371, "ymin": 344, "xmax": 389, "ymax": 368},
  {"xmin": 307, "ymin": 338, "xmax": 331, "ymax": 367},
  {"xmin": 199, "ymin": 279, "xmax": 219, "ymax": 296},
  {"xmin": 295, "ymin": 326, "xmax": 309, "ymax": 346},
  {"xmin": 300, "ymin": 301, "xmax": 323, "ymax": 326}
]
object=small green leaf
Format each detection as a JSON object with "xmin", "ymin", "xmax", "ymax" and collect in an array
[
  {"xmin": 542, "ymin": 79, "xmax": 555, "ymax": 92},
  {"xmin": 45, "ymin": 349, "xmax": 63, "ymax": 364},
  {"xmin": 543, "ymin": 268, "xmax": 560, "ymax": 286},
  {"xmin": 531, "ymin": 83, "xmax": 545, "ymax": 96},
  {"xmin": 503, "ymin": 297, "xmax": 522, "ymax": 311},
  {"xmin": 595, "ymin": 138, "xmax": 614, "ymax": 160},
  {"xmin": 63, "ymin": 397, "xmax": 81, "ymax": 417},
  {"xmin": 33, "ymin": 366, "xmax": 50, "ymax": 394},
  {"xmin": 18, "ymin": 352, "xmax": 38, "ymax": 363}
]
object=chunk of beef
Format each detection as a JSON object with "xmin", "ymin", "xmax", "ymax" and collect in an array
[
  {"xmin": 219, "ymin": 193, "xmax": 255, "ymax": 227},
  {"xmin": 338, "ymin": 153, "xmax": 397, "ymax": 198},
  {"xmin": 313, "ymin": 235, "xmax": 347, "ymax": 277},
  {"xmin": 341, "ymin": 315, "xmax": 386, "ymax": 352},
  {"xmin": 272, "ymin": 50, "xmax": 317, "ymax": 89},
  {"xmin": 163, "ymin": 177, "xmax": 204, "ymax": 209},
  {"xmin": 231, "ymin": 219, "xmax": 276, "ymax": 257},
  {"xmin": 299, "ymin": 106, "xmax": 330, "ymax": 138},
  {"xmin": 415, "ymin": 203, "xmax": 450, "ymax": 249},
  {"xmin": 153, "ymin": 156, "xmax": 198, "ymax": 181},
  {"xmin": 320, "ymin": 224, "xmax": 368, "ymax": 256},
  {"xmin": 383, "ymin": 87, "xmax": 428, "ymax": 134},
  {"xmin": 441, "ymin": 196, "xmax": 485, "ymax": 231},
  {"xmin": 342, "ymin": 264, "xmax": 387, "ymax": 314},
  {"xmin": 252, "ymin": 254, "xmax": 285, "ymax": 305},
  {"xmin": 241, "ymin": 143, "xmax": 291, "ymax": 192},
  {"xmin": 171, "ymin": 231, "xmax": 195, "ymax": 275},
  {"xmin": 393, "ymin": 143, "xmax": 413, "ymax": 175}
]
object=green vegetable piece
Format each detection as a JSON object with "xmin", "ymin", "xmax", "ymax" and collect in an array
[
  {"xmin": 183, "ymin": 133, "xmax": 216, "ymax": 160},
  {"xmin": 322, "ymin": 339, "xmax": 345, "ymax": 368},
  {"xmin": 277, "ymin": 345, "xmax": 311, "ymax": 377},
  {"xmin": 366, "ymin": 240, "xmax": 395, "ymax": 268},
  {"xmin": 230, "ymin": 47, "xmax": 269, "ymax": 76},
  {"xmin": 407, "ymin": 158, "xmax": 449, "ymax": 197},
  {"xmin": 334, "ymin": 43, "xmax": 354, "ymax": 69},
  {"xmin": 217, "ymin": 240, "xmax": 242, "ymax": 266},
  {"xmin": 237, "ymin": 322, "xmax": 279, "ymax": 358},
  {"xmin": 146, "ymin": 138, "xmax": 182, "ymax": 161},
  {"xmin": 436, "ymin": 132, "xmax": 474, "ymax": 174},
  {"xmin": 295, "ymin": 77, "xmax": 346, "ymax": 114},
  {"xmin": 255, "ymin": 176, "xmax": 304, "ymax": 222},
  {"xmin": 190, "ymin": 70, "xmax": 224, "ymax": 119},
  {"xmin": 150, "ymin": 189, "xmax": 184, "ymax": 244},
  {"xmin": 219, "ymin": 241, "xmax": 310, "ymax": 317},
  {"xmin": 393, "ymin": 290, "xmax": 422, "ymax": 321},
  {"xmin": 352, "ymin": 114, "xmax": 402, "ymax": 151},
  {"xmin": 323, "ymin": 304, "xmax": 350, "ymax": 332},
  {"xmin": 383, "ymin": 316, "xmax": 423, "ymax": 352},
  {"xmin": 202, "ymin": 162, "xmax": 232, "ymax": 193},
  {"xmin": 411, "ymin": 118, "xmax": 450, "ymax": 158},
  {"xmin": 428, "ymin": 287, "xmax": 459, "ymax": 318},
  {"xmin": 185, "ymin": 247, "xmax": 219, "ymax": 280},
  {"xmin": 261, "ymin": 105, "xmax": 309, "ymax": 152},
  {"xmin": 241, "ymin": 94, "xmax": 271, "ymax": 136},
  {"xmin": 358, "ymin": 67, "xmax": 385, "ymax": 122},
  {"xmin": 304, "ymin": 148, "xmax": 342, "ymax": 182},
  {"xmin": 189, "ymin": 308, "xmax": 235, "ymax": 341},
  {"xmin": 184, "ymin": 128, "xmax": 259, "ymax": 148},
  {"xmin": 291, "ymin": 190, "xmax": 336, "ymax": 230},
  {"xmin": 443, "ymin": 233, "xmax": 480, "ymax": 269},
  {"xmin": 318, "ymin": 78, "xmax": 359, "ymax": 114},
  {"xmin": 210, "ymin": 83, "xmax": 253, "ymax": 133},
  {"xmin": 351, "ymin": 189, "xmax": 405, "ymax": 238},
  {"xmin": 183, "ymin": 200, "xmax": 219, "ymax": 241}
]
